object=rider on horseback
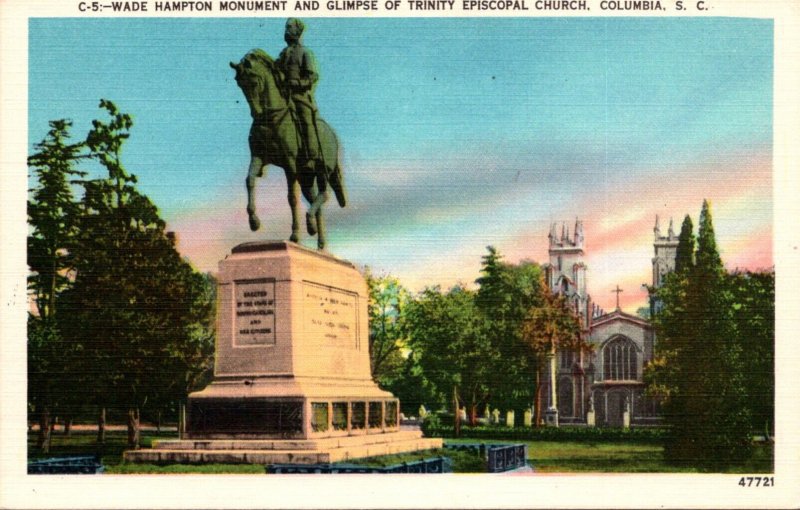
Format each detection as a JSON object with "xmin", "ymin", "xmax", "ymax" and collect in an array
[{"xmin": 278, "ymin": 18, "xmax": 322, "ymax": 173}]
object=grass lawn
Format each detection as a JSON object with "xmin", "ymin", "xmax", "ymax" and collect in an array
[
  {"xmin": 29, "ymin": 429, "xmax": 772, "ymax": 474},
  {"xmin": 29, "ymin": 429, "xmax": 173, "ymax": 468},
  {"xmin": 28, "ymin": 430, "xmax": 266, "ymax": 474},
  {"xmin": 446, "ymin": 438, "xmax": 774, "ymax": 473},
  {"xmin": 333, "ymin": 448, "xmax": 487, "ymax": 473}
]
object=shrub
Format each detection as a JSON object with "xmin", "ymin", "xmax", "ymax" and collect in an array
[
  {"xmin": 419, "ymin": 413, "xmax": 441, "ymax": 436},
  {"xmin": 421, "ymin": 424, "xmax": 666, "ymax": 443}
]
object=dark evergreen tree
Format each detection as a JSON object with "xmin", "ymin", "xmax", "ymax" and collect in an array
[
  {"xmin": 27, "ymin": 119, "xmax": 86, "ymax": 452},
  {"xmin": 475, "ymin": 247, "xmax": 545, "ymax": 421},
  {"xmin": 728, "ymin": 270, "xmax": 774, "ymax": 438},
  {"xmin": 27, "ymin": 119, "xmax": 85, "ymax": 320},
  {"xmin": 653, "ymin": 200, "xmax": 753, "ymax": 469},
  {"xmin": 674, "ymin": 214, "xmax": 695, "ymax": 274},
  {"xmin": 696, "ymin": 200, "xmax": 722, "ymax": 271},
  {"xmin": 475, "ymin": 246, "xmax": 514, "ymax": 318}
]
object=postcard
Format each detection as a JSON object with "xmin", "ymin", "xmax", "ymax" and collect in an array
[{"xmin": 1, "ymin": 1, "xmax": 798, "ymax": 508}]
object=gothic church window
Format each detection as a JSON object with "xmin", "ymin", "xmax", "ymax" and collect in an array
[
  {"xmin": 603, "ymin": 337, "xmax": 637, "ymax": 381},
  {"xmin": 560, "ymin": 350, "xmax": 574, "ymax": 370},
  {"xmin": 557, "ymin": 376, "xmax": 573, "ymax": 417}
]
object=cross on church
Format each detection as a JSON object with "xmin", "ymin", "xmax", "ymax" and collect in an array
[{"xmin": 612, "ymin": 285, "xmax": 623, "ymax": 310}]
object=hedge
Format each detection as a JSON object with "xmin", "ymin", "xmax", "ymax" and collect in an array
[{"xmin": 421, "ymin": 423, "xmax": 666, "ymax": 443}]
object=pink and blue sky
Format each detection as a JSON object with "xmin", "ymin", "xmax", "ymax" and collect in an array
[{"xmin": 28, "ymin": 17, "xmax": 773, "ymax": 313}]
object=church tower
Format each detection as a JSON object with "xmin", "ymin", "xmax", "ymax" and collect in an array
[
  {"xmin": 545, "ymin": 219, "xmax": 589, "ymax": 325},
  {"xmin": 652, "ymin": 215, "xmax": 679, "ymax": 288},
  {"xmin": 538, "ymin": 218, "xmax": 662, "ymax": 429}
]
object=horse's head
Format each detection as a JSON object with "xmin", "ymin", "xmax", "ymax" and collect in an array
[{"xmin": 230, "ymin": 49, "xmax": 284, "ymax": 118}]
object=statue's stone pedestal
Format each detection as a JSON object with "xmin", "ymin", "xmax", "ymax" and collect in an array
[{"xmin": 125, "ymin": 241, "xmax": 440, "ymax": 464}]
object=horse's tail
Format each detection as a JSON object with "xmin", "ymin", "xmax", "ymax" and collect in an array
[
  {"xmin": 331, "ymin": 160, "xmax": 347, "ymax": 207},
  {"xmin": 319, "ymin": 119, "xmax": 347, "ymax": 208}
]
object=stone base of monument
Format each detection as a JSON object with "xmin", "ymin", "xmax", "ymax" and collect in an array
[
  {"xmin": 124, "ymin": 241, "xmax": 441, "ymax": 465},
  {"xmin": 124, "ymin": 430, "xmax": 441, "ymax": 465}
]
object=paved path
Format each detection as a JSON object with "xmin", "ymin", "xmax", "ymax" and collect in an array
[{"xmin": 29, "ymin": 423, "xmax": 178, "ymax": 433}]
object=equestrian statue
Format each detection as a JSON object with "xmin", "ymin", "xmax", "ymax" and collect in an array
[{"xmin": 230, "ymin": 18, "xmax": 346, "ymax": 250}]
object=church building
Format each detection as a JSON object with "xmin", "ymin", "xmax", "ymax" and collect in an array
[{"xmin": 540, "ymin": 217, "xmax": 676, "ymax": 427}]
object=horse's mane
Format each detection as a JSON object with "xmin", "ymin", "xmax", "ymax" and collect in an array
[
  {"xmin": 247, "ymin": 48, "xmax": 276, "ymax": 70},
  {"xmin": 244, "ymin": 48, "xmax": 287, "ymax": 96}
]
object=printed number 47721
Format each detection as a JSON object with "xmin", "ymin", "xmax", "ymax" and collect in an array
[{"xmin": 739, "ymin": 476, "xmax": 774, "ymax": 487}]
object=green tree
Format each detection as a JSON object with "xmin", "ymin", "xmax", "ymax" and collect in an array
[
  {"xmin": 27, "ymin": 119, "xmax": 86, "ymax": 320},
  {"xmin": 27, "ymin": 319, "xmax": 63, "ymax": 453},
  {"xmin": 521, "ymin": 291, "xmax": 586, "ymax": 426},
  {"xmin": 381, "ymin": 352, "xmax": 440, "ymax": 417},
  {"xmin": 475, "ymin": 247, "xmax": 545, "ymax": 420},
  {"xmin": 405, "ymin": 285, "xmax": 496, "ymax": 431},
  {"xmin": 365, "ymin": 270, "xmax": 409, "ymax": 386},
  {"xmin": 696, "ymin": 200, "xmax": 721, "ymax": 271},
  {"xmin": 727, "ymin": 269, "xmax": 774, "ymax": 437},
  {"xmin": 674, "ymin": 214, "xmax": 695, "ymax": 274},
  {"xmin": 645, "ymin": 213, "xmax": 696, "ymax": 401},
  {"xmin": 58, "ymin": 100, "xmax": 214, "ymax": 448},
  {"xmin": 644, "ymin": 270, "xmax": 687, "ymax": 403},
  {"xmin": 652, "ymin": 200, "xmax": 753, "ymax": 469},
  {"xmin": 27, "ymin": 119, "xmax": 86, "ymax": 452}
]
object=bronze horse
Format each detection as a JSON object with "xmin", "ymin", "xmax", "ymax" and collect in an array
[{"xmin": 230, "ymin": 49, "xmax": 346, "ymax": 249}]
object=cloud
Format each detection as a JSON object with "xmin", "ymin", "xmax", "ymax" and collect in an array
[{"xmin": 169, "ymin": 133, "xmax": 772, "ymax": 319}]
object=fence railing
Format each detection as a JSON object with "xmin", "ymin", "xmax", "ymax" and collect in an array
[
  {"xmin": 28, "ymin": 456, "xmax": 105, "ymax": 474},
  {"xmin": 266, "ymin": 456, "xmax": 449, "ymax": 474},
  {"xmin": 444, "ymin": 443, "xmax": 528, "ymax": 473}
]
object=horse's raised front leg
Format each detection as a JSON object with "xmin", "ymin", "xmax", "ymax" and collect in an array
[
  {"xmin": 246, "ymin": 156, "xmax": 265, "ymax": 231},
  {"xmin": 286, "ymin": 173, "xmax": 301, "ymax": 243}
]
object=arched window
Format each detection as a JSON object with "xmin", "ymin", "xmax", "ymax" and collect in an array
[
  {"xmin": 560, "ymin": 349, "xmax": 574, "ymax": 370},
  {"xmin": 603, "ymin": 337, "xmax": 637, "ymax": 381},
  {"xmin": 557, "ymin": 376, "xmax": 573, "ymax": 417}
]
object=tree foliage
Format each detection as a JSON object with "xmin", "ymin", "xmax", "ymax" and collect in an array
[
  {"xmin": 28, "ymin": 101, "xmax": 215, "ymax": 449},
  {"xmin": 727, "ymin": 269, "xmax": 774, "ymax": 437},
  {"xmin": 365, "ymin": 270, "xmax": 409, "ymax": 386},
  {"xmin": 27, "ymin": 119, "xmax": 86, "ymax": 320},
  {"xmin": 27, "ymin": 119, "xmax": 87, "ymax": 451},
  {"xmin": 521, "ymin": 290, "xmax": 586, "ymax": 425},
  {"xmin": 391, "ymin": 246, "xmax": 581, "ymax": 429},
  {"xmin": 405, "ymin": 285, "xmax": 496, "ymax": 427},
  {"xmin": 475, "ymin": 247, "xmax": 545, "ymax": 416},
  {"xmin": 647, "ymin": 200, "xmax": 771, "ymax": 469},
  {"xmin": 674, "ymin": 214, "xmax": 695, "ymax": 274}
]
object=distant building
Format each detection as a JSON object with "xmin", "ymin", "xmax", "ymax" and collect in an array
[{"xmin": 540, "ymin": 218, "xmax": 674, "ymax": 427}]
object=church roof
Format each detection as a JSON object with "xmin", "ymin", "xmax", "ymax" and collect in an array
[{"xmin": 590, "ymin": 309, "xmax": 652, "ymax": 330}]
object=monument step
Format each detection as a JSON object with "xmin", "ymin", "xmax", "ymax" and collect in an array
[
  {"xmin": 124, "ymin": 437, "xmax": 443, "ymax": 465},
  {"xmin": 153, "ymin": 430, "xmax": 425, "ymax": 451}
]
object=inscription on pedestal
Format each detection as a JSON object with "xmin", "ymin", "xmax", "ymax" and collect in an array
[
  {"xmin": 234, "ymin": 278, "xmax": 276, "ymax": 346},
  {"xmin": 303, "ymin": 282, "xmax": 358, "ymax": 347}
]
